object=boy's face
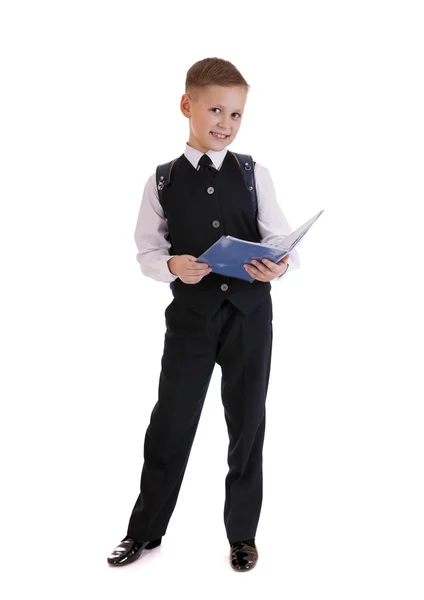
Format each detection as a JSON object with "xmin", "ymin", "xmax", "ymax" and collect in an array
[{"xmin": 180, "ymin": 85, "xmax": 247, "ymax": 153}]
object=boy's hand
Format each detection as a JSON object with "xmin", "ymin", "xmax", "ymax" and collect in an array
[
  {"xmin": 168, "ymin": 255, "xmax": 212, "ymax": 284},
  {"xmin": 243, "ymin": 254, "xmax": 290, "ymax": 282}
]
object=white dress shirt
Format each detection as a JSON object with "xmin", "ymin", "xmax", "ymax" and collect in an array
[{"xmin": 134, "ymin": 143, "xmax": 301, "ymax": 283}]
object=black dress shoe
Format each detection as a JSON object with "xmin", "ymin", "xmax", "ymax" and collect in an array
[
  {"xmin": 107, "ymin": 535, "xmax": 162, "ymax": 566},
  {"xmin": 229, "ymin": 538, "xmax": 258, "ymax": 571}
]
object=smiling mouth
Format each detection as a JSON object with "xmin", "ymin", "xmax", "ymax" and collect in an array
[{"xmin": 210, "ymin": 131, "xmax": 229, "ymax": 139}]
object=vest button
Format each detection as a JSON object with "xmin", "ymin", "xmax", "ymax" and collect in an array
[
  {"xmin": 207, "ymin": 186, "xmax": 215, "ymax": 194},
  {"xmin": 220, "ymin": 284, "xmax": 228, "ymax": 292},
  {"xmin": 212, "ymin": 220, "xmax": 220, "ymax": 228}
]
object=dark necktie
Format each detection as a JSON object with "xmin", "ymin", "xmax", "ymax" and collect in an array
[{"xmin": 197, "ymin": 153, "xmax": 218, "ymax": 177}]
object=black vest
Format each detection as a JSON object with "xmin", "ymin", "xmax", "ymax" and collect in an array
[{"xmin": 158, "ymin": 151, "xmax": 271, "ymax": 317}]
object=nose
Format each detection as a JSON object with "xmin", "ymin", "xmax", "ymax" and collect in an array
[{"xmin": 218, "ymin": 113, "xmax": 231, "ymax": 131}]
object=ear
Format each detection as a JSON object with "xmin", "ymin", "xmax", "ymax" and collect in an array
[{"xmin": 180, "ymin": 93, "xmax": 192, "ymax": 118}]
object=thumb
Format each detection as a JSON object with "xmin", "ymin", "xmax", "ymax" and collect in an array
[{"xmin": 277, "ymin": 253, "xmax": 290, "ymax": 265}]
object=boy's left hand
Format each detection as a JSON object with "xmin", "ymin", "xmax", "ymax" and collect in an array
[{"xmin": 244, "ymin": 254, "xmax": 290, "ymax": 282}]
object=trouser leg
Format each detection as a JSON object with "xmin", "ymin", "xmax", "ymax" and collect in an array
[
  {"xmin": 216, "ymin": 295, "xmax": 273, "ymax": 543},
  {"xmin": 126, "ymin": 300, "xmax": 217, "ymax": 542}
]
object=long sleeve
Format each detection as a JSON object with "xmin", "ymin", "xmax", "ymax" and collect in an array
[
  {"xmin": 254, "ymin": 163, "xmax": 301, "ymax": 280},
  {"xmin": 134, "ymin": 159, "xmax": 300, "ymax": 284},
  {"xmin": 134, "ymin": 173, "xmax": 178, "ymax": 282}
]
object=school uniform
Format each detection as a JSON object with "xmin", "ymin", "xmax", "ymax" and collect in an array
[{"xmin": 126, "ymin": 143, "xmax": 300, "ymax": 545}]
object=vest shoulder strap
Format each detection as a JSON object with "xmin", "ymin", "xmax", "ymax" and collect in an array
[
  {"xmin": 155, "ymin": 159, "xmax": 177, "ymax": 219},
  {"xmin": 229, "ymin": 152, "xmax": 257, "ymax": 220},
  {"xmin": 156, "ymin": 159, "xmax": 178, "ymax": 194}
]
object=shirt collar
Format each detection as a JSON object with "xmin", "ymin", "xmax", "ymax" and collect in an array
[{"xmin": 184, "ymin": 142, "xmax": 228, "ymax": 171}]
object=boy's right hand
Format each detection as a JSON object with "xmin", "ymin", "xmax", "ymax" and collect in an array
[{"xmin": 168, "ymin": 255, "xmax": 212, "ymax": 284}]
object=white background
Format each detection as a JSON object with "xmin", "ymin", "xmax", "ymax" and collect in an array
[{"xmin": 1, "ymin": 1, "xmax": 423, "ymax": 598}]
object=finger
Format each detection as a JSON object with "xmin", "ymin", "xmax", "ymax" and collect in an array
[
  {"xmin": 251, "ymin": 259, "xmax": 271, "ymax": 273},
  {"xmin": 261, "ymin": 258, "xmax": 277, "ymax": 271},
  {"xmin": 244, "ymin": 265, "xmax": 260, "ymax": 280}
]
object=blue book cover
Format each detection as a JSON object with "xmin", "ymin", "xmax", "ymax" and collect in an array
[{"xmin": 195, "ymin": 209, "xmax": 324, "ymax": 282}]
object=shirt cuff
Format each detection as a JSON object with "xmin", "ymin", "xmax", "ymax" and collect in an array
[{"xmin": 166, "ymin": 256, "xmax": 179, "ymax": 281}]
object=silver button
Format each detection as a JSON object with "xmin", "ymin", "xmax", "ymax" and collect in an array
[
  {"xmin": 212, "ymin": 220, "xmax": 220, "ymax": 228},
  {"xmin": 207, "ymin": 186, "xmax": 215, "ymax": 194},
  {"xmin": 220, "ymin": 284, "xmax": 228, "ymax": 291}
]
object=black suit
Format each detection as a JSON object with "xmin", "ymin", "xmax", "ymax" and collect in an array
[{"xmin": 127, "ymin": 152, "xmax": 273, "ymax": 543}]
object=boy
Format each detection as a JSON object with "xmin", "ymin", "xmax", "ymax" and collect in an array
[{"xmin": 107, "ymin": 57, "xmax": 300, "ymax": 572}]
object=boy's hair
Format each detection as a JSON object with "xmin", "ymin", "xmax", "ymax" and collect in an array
[{"xmin": 185, "ymin": 57, "xmax": 250, "ymax": 100}]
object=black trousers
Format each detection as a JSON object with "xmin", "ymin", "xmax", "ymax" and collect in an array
[{"xmin": 126, "ymin": 294, "xmax": 273, "ymax": 544}]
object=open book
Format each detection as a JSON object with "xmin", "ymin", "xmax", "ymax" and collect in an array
[{"xmin": 195, "ymin": 209, "xmax": 324, "ymax": 282}]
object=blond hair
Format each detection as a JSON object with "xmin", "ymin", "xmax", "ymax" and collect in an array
[{"xmin": 185, "ymin": 57, "xmax": 249, "ymax": 100}]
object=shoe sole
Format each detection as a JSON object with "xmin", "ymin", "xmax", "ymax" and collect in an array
[{"xmin": 230, "ymin": 562, "xmax": 258, "ymax": 572}]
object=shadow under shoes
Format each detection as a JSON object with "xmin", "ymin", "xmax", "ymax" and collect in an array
[
  {"xmin": 107, "ymin": 535, "xmax": 162, "ymax": 566},
  {"xmin": 229, "ymin": 538, "xmax": 258, "ymax": 571}
]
